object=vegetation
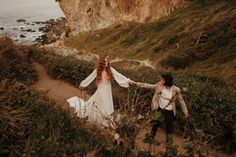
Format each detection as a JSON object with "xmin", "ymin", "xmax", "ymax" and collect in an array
[
  {"xmin": 1, "ymin": 80, "xmax": 112, "ymax": 157},
  {"xmin": 0, "ymin": 37, "xmax": 37, "ymax": 85},
  {"xmin": 1, "ymin": 0, "xmax": 236, "ymax": 156},
  {"xmin": 1, "ymin": 33, "xmax": 235, "ymax": 156},
  {"xmin": 31, "ymin": 47, "xmax": 236, "ymax": 154},
  {"xmin": 0, "ymin": 38, "xmax": 136, "ymax": 157},
  {"xmin": 64, "ymin": 0, "xmax": 236, "ymax": 88}
]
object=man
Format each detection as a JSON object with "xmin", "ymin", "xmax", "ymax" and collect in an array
[{"xmin": 130, "ymin": 73, "xmax": 189, "ymax": 144}]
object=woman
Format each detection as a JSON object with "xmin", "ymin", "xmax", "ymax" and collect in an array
[{"xmin": 68, "ymin": 56, "xmax": 131, "ymax": 129}]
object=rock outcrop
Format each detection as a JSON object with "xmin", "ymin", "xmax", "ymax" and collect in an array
[{"xmin": 58, "ymin": 0, "xmax": 186, "ymax": 34}]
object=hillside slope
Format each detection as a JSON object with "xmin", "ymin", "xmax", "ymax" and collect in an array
[
  {"xmin": 64, "ymin": 1, "xmax": 236, "ymax": 87},
  {"xmin": 1, "ymin": 37, "xmax": 235, "ymax": 156},
  {"xmin": 58, "ymin": 0, "xmax": 186, "ymax": 34}
]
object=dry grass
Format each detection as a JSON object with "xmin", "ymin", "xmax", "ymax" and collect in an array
[
  {"xmin": 64, "ymin": 1, "xmax": 236, "ymax": 87},
  {"xmin": 0, "ymin": 37, "xmax": 137, "ymax": 157},
  {"xmin": 31, "ymin": 47, "xmax": 236, "ymax": 154}
]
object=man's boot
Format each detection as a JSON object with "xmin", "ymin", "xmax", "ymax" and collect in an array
[{"xmin": 143, "ymin": 133, "xmax": 154, "ymax": 144}]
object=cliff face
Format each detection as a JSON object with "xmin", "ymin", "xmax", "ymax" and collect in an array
[{"xmin": 58, "ymin": 0, "xmax": 186, "ymax": 34}]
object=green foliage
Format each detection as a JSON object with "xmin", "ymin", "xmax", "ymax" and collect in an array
[
  {"xmin": 63, "ymin": 1, "xmax": 236, "ymax": 87},
  {"xmin": 0, "ymin": 37, "xmax": 37, "ymax": 85},
  {"xmin": 120, "ymin": 31, "xmax": 140, "ymax": 48},
  {"xmin": 160, "ymin": 55, "xmax": 192, "ymax": 69},
  {"xmin": 161, "ymin": 12, "xmax": 236, "ymax": 69},
  {"xmin": 116, "ymin": 118, "xmax": 136, "ymax": 138},
  {"xmin": 33, "ymin": 50, "xmax": 236, "ymax": 153},
  {"xmin": 0, "ymin": 39, "xmax": 137, "ymax": 157}
]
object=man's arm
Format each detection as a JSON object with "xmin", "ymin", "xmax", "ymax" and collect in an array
[{"xmin": 135, "ymin": 81, "xmax": 162, "ymax": 89}]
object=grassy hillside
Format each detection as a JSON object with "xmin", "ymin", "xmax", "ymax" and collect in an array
[
  {"xmin": 0, "ymin": 37, "xmax": 136, "ymax": 157},
  {"xmin": 64, "ymin": 0, "xmax": 236, "ymax": 88},
  {"xmin": 1, "ymin": 37, "xmax": 236, "ymax": 156},
  {"xmin": 31, "ymin": 46, "xmax": 236, "ymax": 154}
]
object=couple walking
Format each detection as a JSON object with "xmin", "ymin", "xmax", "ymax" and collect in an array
[{"xmin": 67, "ymin": 56, "xmax": 189, "ymax": 142}]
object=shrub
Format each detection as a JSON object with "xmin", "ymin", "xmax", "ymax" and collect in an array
[
  {"xmin": 160, "ymin": 55, "xmax": 192, "ymax": 69},
  {"xmin": 0, "ymin": 37, "xmax": 37, "ymax": 85}
]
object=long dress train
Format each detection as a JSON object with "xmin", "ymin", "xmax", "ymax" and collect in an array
[{"xmin": 67, "ymin": 67, "xmax": 130, "ymax": 128}]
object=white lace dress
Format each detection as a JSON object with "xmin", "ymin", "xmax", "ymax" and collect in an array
[{"xmin": 67, "ymin": 67, "xmax": 130, "ymax": 128}]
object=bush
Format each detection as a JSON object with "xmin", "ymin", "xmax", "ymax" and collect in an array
[
  {"xmin": 160, "ymin": 55, "xmax": 192, "ymax": 69},
  {"xmin": 0, "ymin": 37, "xmax": 37, "ymax": 85}
]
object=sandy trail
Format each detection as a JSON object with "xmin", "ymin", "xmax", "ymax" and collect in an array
[
  {"xmin": 42, "ymin": 41, "xmax": 155, "ymax": 69},
  {"xmin": 134, "ymin": 121, "xmax": 188, "ymax": 156},
  {"xmin": 31, "ymin": 62, "xmax": 89, "ymax": 115}
]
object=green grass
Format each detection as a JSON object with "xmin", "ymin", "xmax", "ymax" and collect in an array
[
  {"xmin": 1, "ymin": 36, "xmax": 235, "ymax": 155},
  {"xmin": 1, "ymin": 79, "xmax": 137, "ymax": 157},
  {"xmin": 0, "ymin": 37, "xmax": 37, "ymax": 85},
  {"xmin": 1, "ymin": 0, "xmax": 236, "ymax": 154},
  {"xmin": 0, "ymin": 37, "xmax": 137, "ymax": 157},
  {"xmin": 64, "ymin": 0, "xmax": 236, "ymax": 87},
  {"xmin": 31, "ymin": 48, "xmax": 236, "ymax": 153}
]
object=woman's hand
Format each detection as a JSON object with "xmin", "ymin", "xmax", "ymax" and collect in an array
[
  {"xmin": 129, "ymin": 81, "xmax": 137, "ymax": 87},
  {"xmin": 78, "ymin": 85, "xmax": 83, "ymax": 89}
]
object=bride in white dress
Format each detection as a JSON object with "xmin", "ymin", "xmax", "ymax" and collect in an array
[{"xmin": 67, "ymin": 56, "xmax": 131, "ymax": 129}]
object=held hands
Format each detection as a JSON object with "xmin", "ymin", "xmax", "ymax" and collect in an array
[{"xmin": 129, "ymin": 80, "xmax": 137, "ymax": 87}]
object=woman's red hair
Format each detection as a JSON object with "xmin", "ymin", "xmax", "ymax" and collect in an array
[{"xmin": 96, "ymin": 56, "xmax": 113, "ymax": 85}]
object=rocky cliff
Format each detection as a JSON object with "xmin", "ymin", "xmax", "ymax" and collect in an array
[{"xmin": 58, "ymin": 0, "xmax": 186, "ymax": 34}]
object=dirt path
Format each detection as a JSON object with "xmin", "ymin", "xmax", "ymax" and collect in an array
[
  {"xmin": 31, "ymin": 62, "xmax": 232, "ymax": 157},
  {"xmin": 31, "ymin": 62, "xmax": 89, "ymax": 116},
  {"xmin": 42, "ymin": 41, "xmax": 155, "ymax": 69},
  {"xmin": 135, "ymin": 124, "xmax": 232, "ymax": 157},
  {"xmin": 135, "ymin": 125, "xmax": 185, "ymax": 152}
]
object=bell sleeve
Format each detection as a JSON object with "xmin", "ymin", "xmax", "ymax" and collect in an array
[
  {"xmin": 80, "ymin": 69, "xmax": 97, "ymax": 87},
  {"xmin": 111, "ymin": 67, "xmax": 130, "ymax": 88}
]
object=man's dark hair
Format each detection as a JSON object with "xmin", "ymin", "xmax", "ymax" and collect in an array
[{"xmin": 161, "ymin": 73, "xmax": 173, "ymax": 87}]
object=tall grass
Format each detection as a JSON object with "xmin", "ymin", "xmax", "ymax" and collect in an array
[
  {"xmin": 31, "ymin": 48, "xmax": 236, "ymax": 153},
  {"xmin": 1, "ymin": 79, "xmax": 135, "ymax": 156},
  {"xmin": 63, "ymin": 1, "xmax": 236, "ymax": 88},
  {"xmin": 0, "ymin": 37, "xmax": 137, "ymax": 157},
  {"xmin": 0, "ymin": 37, "xmax": 37, "ymax": 85},
  {"xmin": 1, "ymin": 36, "xmax": 235, "ymax": 155}
]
